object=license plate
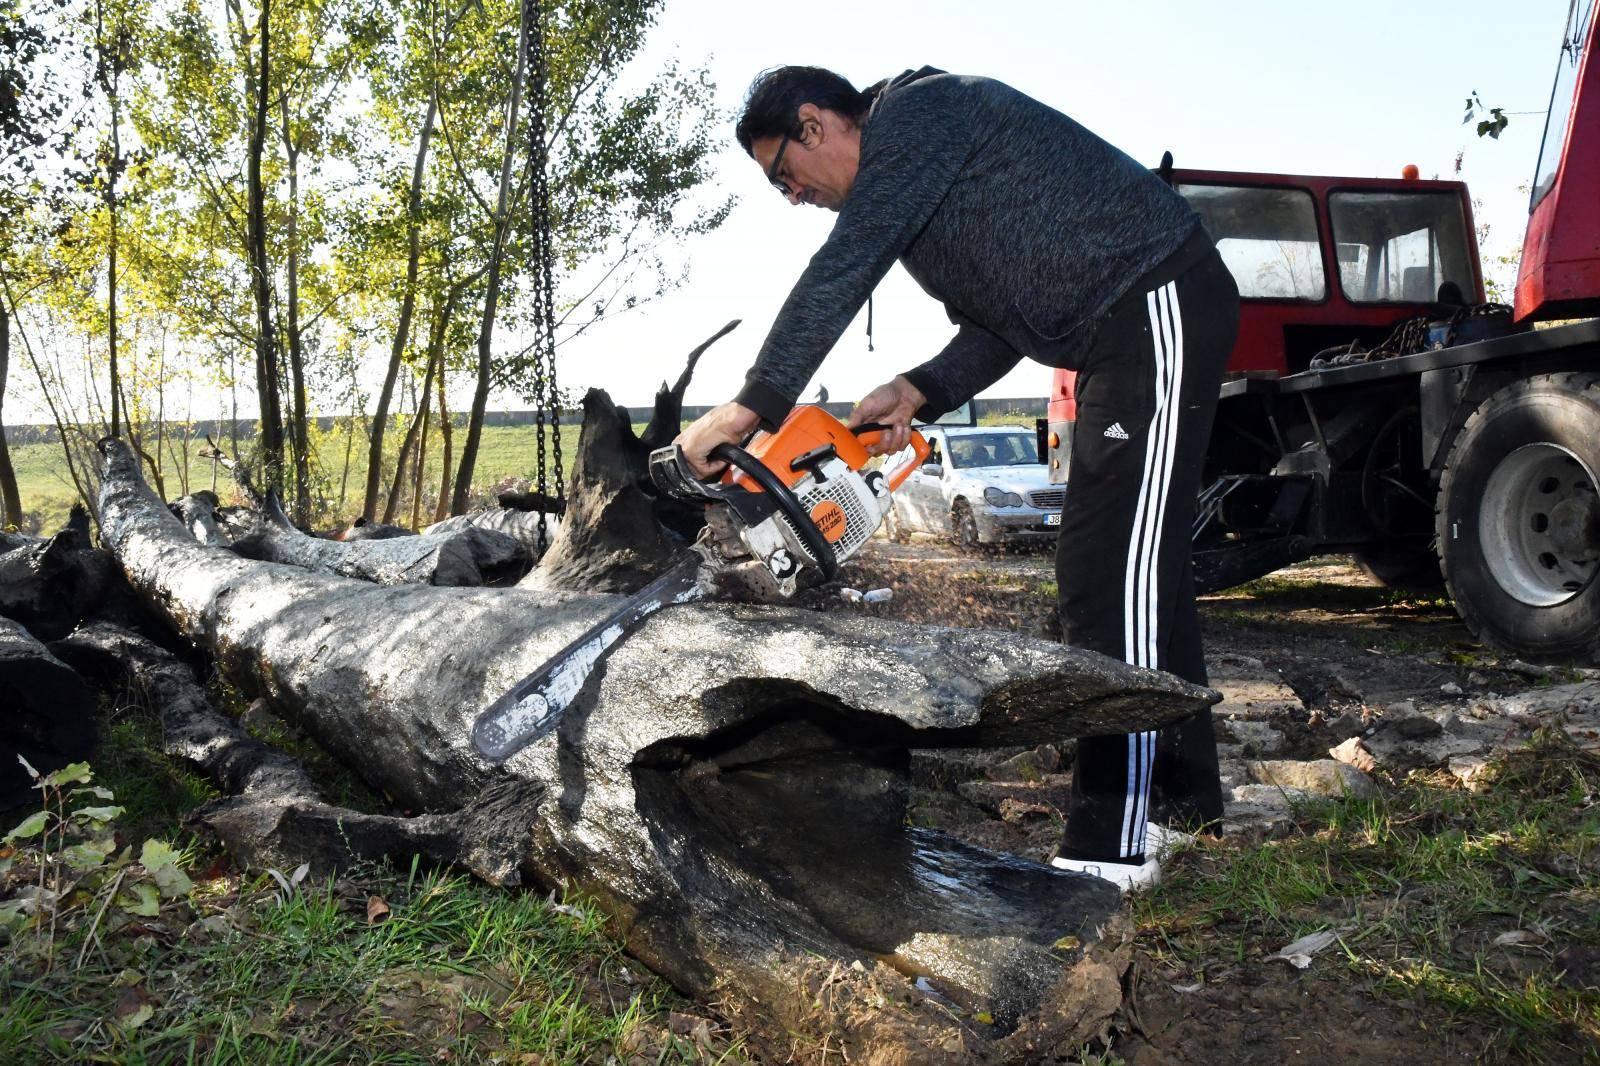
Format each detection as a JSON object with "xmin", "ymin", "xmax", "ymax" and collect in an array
[{"xmin": 1044, "ymin": 512, "xmax": 1061, "ymax": 527}]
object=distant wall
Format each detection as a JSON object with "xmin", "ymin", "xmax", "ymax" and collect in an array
[{"xmin": 3, "ymin": 397, "xmax": 1048, "ymax": 444}]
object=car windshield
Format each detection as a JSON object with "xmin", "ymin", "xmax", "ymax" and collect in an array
[{"xmin": 945, "ymin": 433, "xmax": 1038, "ymax": 469}]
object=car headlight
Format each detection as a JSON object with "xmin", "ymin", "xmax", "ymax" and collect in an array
[{"xmin": 983, "ymin": 486, "xmax": 1024, "ymax": 507}]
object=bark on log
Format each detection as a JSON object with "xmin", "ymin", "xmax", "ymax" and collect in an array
[
  {"xmin": 95, "ymin": 434, "xmax": 1217, "ymax": 1059},
  {"xmin": 0, "ymin": 617, "xmax": 96, "ymax": 809},
  {"xmin": 228, "ymin": 492, "xmax": 529, "ymax": 587},
  {"xmin": 424, "ymin": 508, "xmax": 561, "ymax": 561}
]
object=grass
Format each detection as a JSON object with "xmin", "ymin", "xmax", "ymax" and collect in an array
[
  {"xmin": 1132, "ymin": 731, "xmax": 1600, "ymax": 1062},
  {"xmin": 0, "ymin": 679, "xmax": 746, "ymax": 1066}
]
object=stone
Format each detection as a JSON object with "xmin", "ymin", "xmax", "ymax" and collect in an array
[
  {"xmin": 1222, "ymin": 720, "xmax": 1285, "ymax": 757},
  {"xmin": 1440, "ymin": 682, "xmax": 1465, "ymax": 697},
  {"xmin": 1391, "ymin": 715, "xmax": 1443, "ymax": 739},
  {"xmin": 1245, "ymin": 759, "xmax": 1379, "ymax": 800},
  {"xmin": 986, "ymin": 744, "xmax": 1062, "ymax": 783}
]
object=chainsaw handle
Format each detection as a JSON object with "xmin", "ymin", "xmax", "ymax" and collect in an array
[
  {"xmin": 851, "ymin": 424, "xmax": 932, "ymax": 493},
  {"xmin": 709, "ymin": 442, "xmax": 840, "ymax": 581}
]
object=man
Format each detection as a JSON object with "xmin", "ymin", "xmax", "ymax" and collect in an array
[{"xmin": 676, "ymin": 65, "xmax": 1239, "ymax": 892}]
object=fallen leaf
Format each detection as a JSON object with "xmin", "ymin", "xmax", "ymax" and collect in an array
[
  {"xmin": 1493, "ymin": 929, "xmax": 1549, "ymax": 948},
  {"xmin": 1328, "ymin": 736, "xmax": 1378, "ymax": 773},
  {"xmin": 1265, "ymin": 927, "xmax": 1349, "ymax": 969},
  {"xmin": 1170, "ymin": 982, "xmax": 1204, "ymax": 994},
  {"xmin": 366, "ymin": 895, "xmax": 390, "ymax": 924},
  {"xmin": 114, "ymin": 984, "xmax": 152, "ymax": 1030}
]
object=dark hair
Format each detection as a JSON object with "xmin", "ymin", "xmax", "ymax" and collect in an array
[{"xmin": 735, "ymin": 66, "xmax": 874, "ymax": 156}]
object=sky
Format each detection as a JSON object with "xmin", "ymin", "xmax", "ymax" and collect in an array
[{"xmin": 555, "ymin": 0, "xmax": 1569, "ymax": 413}]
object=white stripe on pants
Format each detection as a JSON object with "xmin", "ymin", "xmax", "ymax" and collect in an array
[{"xmin": 1117, "ymin": 280, "xmax": 1184, "ymax": 858}]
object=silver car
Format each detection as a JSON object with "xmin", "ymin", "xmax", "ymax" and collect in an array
[{"xmin": 882, "ymin": 426, "xmax": 1063, "ymax": 547}]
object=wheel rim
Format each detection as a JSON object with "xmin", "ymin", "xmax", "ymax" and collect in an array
[{"xmin": 1479, "ymin": 443, "xmax": 1600, "ymax": 607}]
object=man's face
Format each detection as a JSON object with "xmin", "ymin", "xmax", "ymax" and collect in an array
[{"xmin": 751, "ymin": 104, "xmax": 861, "ymax": 212}]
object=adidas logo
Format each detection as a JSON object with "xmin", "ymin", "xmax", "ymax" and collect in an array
[{"xmin": 1103, "ymin": 422, "xmax": 1130, "ymax": 440}]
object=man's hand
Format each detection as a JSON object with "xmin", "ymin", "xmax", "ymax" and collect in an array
[
  {"xmin": 847, "ymin": 375, "xmax": 926, "ymax": 456},
  {"xmin": 674, "ymin": 401, "xmax": 761, "ymax": 479}
]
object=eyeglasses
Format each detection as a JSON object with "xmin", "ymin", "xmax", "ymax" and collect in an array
[{"xmin": 765, "ymin": 131, "xmax": 792, "ymax": 197}]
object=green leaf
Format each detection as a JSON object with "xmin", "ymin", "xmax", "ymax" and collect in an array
[
  {"xmin": 5, "ymin": 811, "xmax": 49, "ymax": 842},
  {"xmin": 121, "ymin": 1002, "xmax": 154, "ymax": 1030},
  {"xmin": 119, "ymin": 883, "xmax": 160, "ymax": 917},
  {"xmin": 75, "ymin": 806, "xmax": 125, "ymax": 824},
  {"xmin": 152, "ymin": 863, "xmax": 193, "ymax": 899},
  {"xmin": 139, "ymin": 839, "xmax": 180, "ymax": 871},
  {"xmin": 0, "ymin": 898, "xmax": 31, "ymax": 930},
  {"xmin": 63, "ymin": 841, "xmax": 115, "ymax": 871},
  {"xmin": 45, "ymin": 762, "xmax": 93, "ymax": 787},
  {"xmin": 74, "ymin": 786, "xmax": 116, "ymax": 801}
]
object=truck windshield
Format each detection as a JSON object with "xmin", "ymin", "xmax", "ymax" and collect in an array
[
  {"xmin": 1532, "ymin": 0, "xmax": 1594, "ymax": 211},
  {"xmin": 1177, "ymin": 184, "xmax": 1326, "ymax": 300},
  {"xmin": 946, "ymin": 433, "xmax": 1039, "ymax": 469},
  {"xmin": 1328, "ymin": 190, "xmax": 1475, "ymax": 303}
]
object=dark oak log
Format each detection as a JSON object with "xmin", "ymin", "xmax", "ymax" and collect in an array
[
  {"xmin": 96, "ymin": 433, "xmax": 1216, "ymax": 1060},
  {"xmin": 0, "ymin": 618, "xmax": 96, "ymax": 809}
]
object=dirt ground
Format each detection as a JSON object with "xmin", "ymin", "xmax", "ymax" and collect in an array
[{"xmin": 805, "ymin": 537, "xmax": 1597, "ymax": 1064}]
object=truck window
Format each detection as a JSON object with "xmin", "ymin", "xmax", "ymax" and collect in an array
[
  {"xmin": 1532, "ymin": 0, "xmax": 1594, "ymax": 211},
  {"xmin": 1177, "ymin": 184, "xmax": 1326, "ymax": 301},
  {"xmin": 1328, "ymin": 190, "xmax": 1474, "ymax": 303}
]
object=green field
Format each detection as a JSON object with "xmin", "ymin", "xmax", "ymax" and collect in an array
[{"xmin": 9, "ymin": 422, "xmax": 595, "ymax": 534}]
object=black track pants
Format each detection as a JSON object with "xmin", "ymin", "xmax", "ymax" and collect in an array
[{"xmin": 1055, "ymin": 241, "xmax": 1238, "ymax": 862}]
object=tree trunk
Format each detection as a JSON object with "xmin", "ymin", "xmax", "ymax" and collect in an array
[
  {"xmin": 0, "ymin": 302, "xmax": 24, "ymax": 525},
  {"xmin": 246, "ymin": 0, "xmax": 284, "ymax": 484},
  {"xmin": 434, "ymin": 367, "xmax": 453, "ymax": 525},
  {"xmin": 449, "ymin": 0, "xmax": 532, "ymax": 517},
  {"xmin": 95, "ymin": 429, "xmax": 1196, "ymax": 1061},
  {"xmin": 384, "ymin": 285, "xmax": 457, "ymax": 523},
  {"xmin": 363, "ymin": 96, "xmax": 438, "ymax": 521},
  {"xmin": 410, "ymin": 385, "xmax": 432, "ymax": 532},
  {"xmin": 280, "ymin": 109, "xmax": 312, "ymax": 526}
]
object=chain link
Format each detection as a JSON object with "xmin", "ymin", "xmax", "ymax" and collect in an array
[{"xmin": 522, "ymin": 0, "xmax": 562, "ymax": 552}]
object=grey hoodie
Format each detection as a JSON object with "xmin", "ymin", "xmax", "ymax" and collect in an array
[{"xmin": 734, "ymin": 67, "xmax": 1200, "ymax": 425}]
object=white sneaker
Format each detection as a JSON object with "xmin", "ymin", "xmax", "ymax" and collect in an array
[
  {"xmin": 1144, "ymin": 823, "xmax": 1196, "ymax": 860},
  {"xmin": 1049, "ymin": 853, "xmax": 1162, "ymax": 894}
]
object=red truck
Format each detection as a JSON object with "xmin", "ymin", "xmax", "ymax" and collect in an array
[{"xmin": 1042, "ymin": 0, "xmax": 1600, "ymax": 658}]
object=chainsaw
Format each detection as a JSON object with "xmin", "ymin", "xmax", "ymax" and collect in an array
[{"xmin": 471, "ymin": 406, "xmax": 930, "ymax": 762}]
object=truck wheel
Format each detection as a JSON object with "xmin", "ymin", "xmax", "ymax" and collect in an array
[
  {"xmin": 1352, "ymin": 546, "xmax": 1443, "ymax": 590},
  {"xmin": 1436, "ymin": 373, "xmax": 1600, "ymax": 659},
  {"xmin": 951, "ymin": 501, "xmax": 982, "ymax": 551}
]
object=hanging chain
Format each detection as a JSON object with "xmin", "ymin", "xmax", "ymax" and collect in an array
[{"xmin": 523, "ymin": 0, "xmax": 562, "ymax": 552}]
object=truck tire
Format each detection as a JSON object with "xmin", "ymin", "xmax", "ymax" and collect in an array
[
  {"xmin": 1436, "ymin": 373, "xmax": 1600, "ymax": 659},
  {"xmin": 1352, "ymin": 546, "xmax": 1443, "ymax": 590}
]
